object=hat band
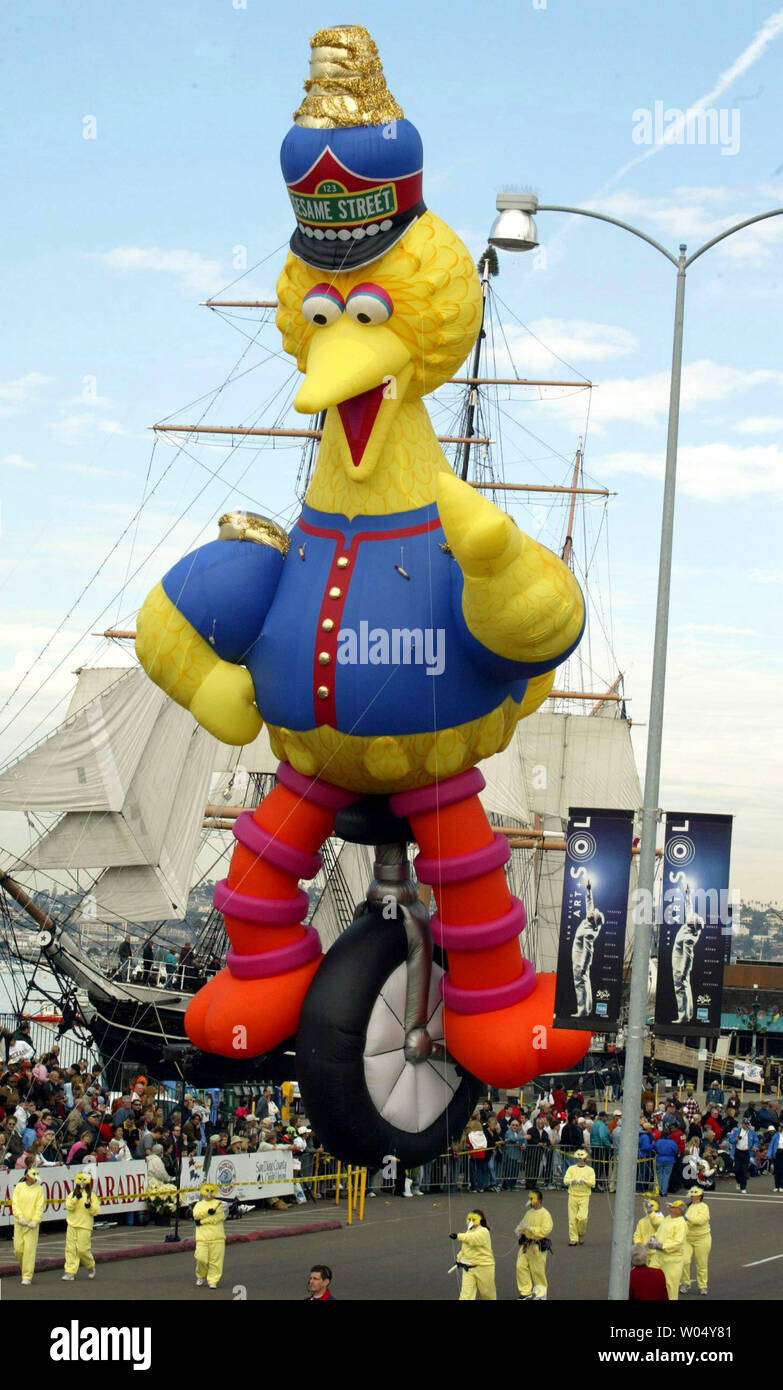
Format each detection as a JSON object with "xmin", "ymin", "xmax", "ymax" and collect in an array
[{"xmin": 287, "ymin": 167, "xmax": 422, "ymax": 229}]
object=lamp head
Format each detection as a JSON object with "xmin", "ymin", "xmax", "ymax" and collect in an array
[{"xmin": 488, "ymin": 192, "xmax": 539, "ymax": 253}]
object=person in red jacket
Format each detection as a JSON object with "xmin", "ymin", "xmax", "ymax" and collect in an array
[
  {"xmin": 670, "ymin": 1126, "xmax": 686, "ymax": 1156},
  {"xmin": 704, "ymin": 1108, "xmax": 722, "ymax": 1144},
  {"xmin": 629, "ymin": 1244, "xmax": 669, "ymax": 1300}
]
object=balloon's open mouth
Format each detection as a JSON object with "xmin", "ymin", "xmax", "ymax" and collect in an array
[{"xmin": 337, "ymin": 384, "xmax": 386, "ymax": 467}]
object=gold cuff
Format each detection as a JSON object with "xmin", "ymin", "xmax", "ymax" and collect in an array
[{"xmin": 217, "ymin": 511, "xmax": 290, "ymax": 555}]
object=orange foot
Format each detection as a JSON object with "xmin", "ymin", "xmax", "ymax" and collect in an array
[
  {"xmin": 184, "ymin": 958, "xmax": 322, "ymax": 1058},
  {"xmin": 444, "ymin": 972, "xmax": 589, "ymax": 1088}
]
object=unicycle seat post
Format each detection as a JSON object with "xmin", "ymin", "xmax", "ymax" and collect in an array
[{"xmin": 365, "ymin": 842, "xmax": 434, "ymax": 1063}]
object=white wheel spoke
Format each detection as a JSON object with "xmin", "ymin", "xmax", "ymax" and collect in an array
[
  {"xmin": 423, "ymin": 1056, "xmax": 459, "ymax": 1098},
  {"xmin": 364, "ymin": 1050, "xmax": 406, "ymax": 1109},
  {"xmin": 364, "ymin": 960, "xmax": 463, "ymax": 1132},
  {"xmin": 365, "ymin": 990, "xmax": 408, "ymax": 1057}
]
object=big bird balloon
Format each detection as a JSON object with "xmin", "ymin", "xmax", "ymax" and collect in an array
[{"xmin": 136, "ymin": 26, "xmax": 590, "ymax": 1121}]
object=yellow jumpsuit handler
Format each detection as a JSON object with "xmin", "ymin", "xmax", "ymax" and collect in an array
[
  {"xmin": 62, "ymin": 1171, "xmax": 100, "ymax": 1280},
  {"xmin": 563, "ymin": 1149, "xmax": 596, "ymax": 1245},
  {"xmin": 515, "ymin": 1188, "xmax": 553, "ymax": 1300},
  {"xmin": 193, "ymin": 1182, "xmax": 226, "ymax": 1289},
  {"xmin": 633, "ymin": 1195, "xmax": 664, "ymax": 1269},
  {"xmin": 681, "ymin": 1187, "xmax": 711, "ymax": 1296},
  {"xmin": 449, "ymin": 1210, "xmax": 496, "ymax": 1300},
  {"xmin": 646, "ymin": 1197, "xmax": 687, "ymax": 1300},
  {"xmin": 12, "ymin": 1165, "xmax": 44, "ymax": 1286}
]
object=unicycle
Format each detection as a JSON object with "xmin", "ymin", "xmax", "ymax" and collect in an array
[{"xmin": 296, "ymin": 796, "xmax": 482, "ymax": 1167}]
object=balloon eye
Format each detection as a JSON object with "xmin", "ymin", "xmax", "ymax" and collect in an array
[
  {"xmin": 302, "ymin": 284, "xmax": 344, "ymax": 325},
  {"xmin": 345, "ymin": 283, "xmax": 393, "ymax": 325}
]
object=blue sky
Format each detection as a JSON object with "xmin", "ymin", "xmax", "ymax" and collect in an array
[{"xmin": 1, "ymin": 0, "xmax": 782, "ymax": 903}]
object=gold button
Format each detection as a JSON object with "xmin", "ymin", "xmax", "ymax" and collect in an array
[
  {"xmin": 316, "ymin": 685, "xmax": 329, "ymax": 699},
  {"xmin": 328, "ymin": 586, "xmax": 342, "ymax": 599},
  {"xmin": 336, "ymin": 556, "xmax": 349, "ymax": 569},
  {"xmin": 321, "ymin": 618, "xmax": 334, "ymax": 632},
  {"xmin": 318, "ymin": 651, "xmax": 331, "ymax": 665}
]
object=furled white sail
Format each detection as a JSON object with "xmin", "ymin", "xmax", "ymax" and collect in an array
[
  {"xmin": 479, "ymin": 736, "xmax": 531, "ymax": 827},
  {"xmin": 87, "ymin": 724, "xmax": 218, "ymax": 922},
  {"xmin": 476, "ymin": 709, "xmax": 642, "ymax": 973},
  {"xmin": 230, "ymin": 724, "xmax": 278, "ymax": 776},
  {"xmin": 518, "ymin": 711, "xmax": 641, "ymax": 821},
  {"xmin": 24, "ymin": 699, "xmax": 200, "ymax": 870},
  {"xmin": 66, "ymin": 667, "xmax": 132, "ymax": 718},
  {"xmin": 209, "ymin": 723, "xmax": 279, "ymax": 805},
  {"xmin": 515, "ymin": 711, "xmax": 641, "ymax": 969},
  {"xmin": 0, "ymin": 668, "xmax": 164, "ymax": 813}
]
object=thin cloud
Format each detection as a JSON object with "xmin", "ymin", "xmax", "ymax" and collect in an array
[
  {"xmin": 535, "ymin": 358, "xmax": 783, "ymax": 432},
  {"xmin": 733, "ymin": 415, "xmax": 783, "ymax": 434},
  {"xmin": 1, "ymin": 453, "xmax": 36, "ymax": 471},
  {"xmin": 96, "ymin": 246, "xmax": 225, "ymax": 296},
  {"xmin": 64, "ymin": 462, "xmax": 131, "ymax": 478},
  {"xmin": 63, "ymin": 392, "xmax": 114, "ymax": 409},
  {"xmin": 602, "ymin": 440, "xmax": 783, "ymax": 499},
  {"xmin": 0, "ymin": 373, "xmax": 50, "ymax": 418},
  {"xmin": 746, "ymin": 568, "xmax": 783, "ymax": 583},
  {"xmin": 50, "ymin": 414, "xmax": 129, "ymax": 440},
  {"xmin": 673, "ymin": 623, "xmax": 762, "ymax": 636},
  {"xmin": 494, "ymin": 319, "xmax": 638, "ymax": 373}
]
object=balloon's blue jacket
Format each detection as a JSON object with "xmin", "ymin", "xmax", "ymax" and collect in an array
[{"xmin": 161, "ymin": 501, "xmax": 583, "ymax": 738}]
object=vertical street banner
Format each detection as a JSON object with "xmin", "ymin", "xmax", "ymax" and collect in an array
[
  {"xmin": 553, "ymin": 807, "xmax": 635, "ymax": 1031},
  {"xmin": 654, "ymin": 812, "xmax": 734, "ymax": 1037}
]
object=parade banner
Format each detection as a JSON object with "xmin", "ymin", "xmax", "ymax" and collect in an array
[
  {"xmin": 553, "ymin": 807, "xmax": 635, "ymax": 1032},
  {"xmin": 0, "ymin": 1150, "xmax": 295, "ymax": 1226},
  {"xmin": 0, "ymin": 1160, "xmax": 148, "ymax": 1226},
  {"xmin": 654, "ymin": 812, "xmax": 733, "ymax": 1037},
  {"xmin": 181, "ymin": 1149, "xmax": 295, "ymax": 1205}
]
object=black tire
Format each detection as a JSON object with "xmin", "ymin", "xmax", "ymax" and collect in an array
[{"xmin": 297, "ymin": 910, "xmax": 482, "ymax": 1167}]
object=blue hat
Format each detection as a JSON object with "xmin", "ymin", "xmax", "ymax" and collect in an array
[{"xmin": 281, "ymin": 26, "xmax": 426, "ymax": 272}]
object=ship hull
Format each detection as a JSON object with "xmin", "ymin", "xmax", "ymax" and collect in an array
[{"xmin": 84, "ymin": 990, "xmax": 295, "ymax": 1088}]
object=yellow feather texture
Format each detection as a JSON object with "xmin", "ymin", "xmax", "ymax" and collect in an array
[{"xmin": 276, "ymin": 211, "xmax": 482, "ymax": 399}]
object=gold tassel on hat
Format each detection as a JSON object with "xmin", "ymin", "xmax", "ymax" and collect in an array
[{"xmin": 294, "ymin": 25, "xmax": 404, "ymax": 128}]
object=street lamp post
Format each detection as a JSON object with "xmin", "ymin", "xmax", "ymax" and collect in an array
[{"xmin": 489, "ymin": 192, "xmax": 783, "ymax": 1301}]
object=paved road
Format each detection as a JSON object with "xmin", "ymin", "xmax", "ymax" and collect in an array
[{"xmin": 2, "ymin": 1186, "xmax": 782, "ymax": 1301}]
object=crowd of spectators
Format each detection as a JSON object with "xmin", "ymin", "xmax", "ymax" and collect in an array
[
  {"xmin": 0, "ymin": 1022, "xmax": 327, "ymax": 1216},
  {"xmin": 394, "ymin": 1073, "xmax": 783, "ymax": 1198},
  {"xmin": 635, "ymin": 1075, "xmax": 783, "ymax": 1195},
  {"xmin": 5, "ymin": 1020, "xmax": 782, "ymax": 1207},
  {"xmin": 438, "ymin": 1084, "xmax": 613, "ymax": 1195}
]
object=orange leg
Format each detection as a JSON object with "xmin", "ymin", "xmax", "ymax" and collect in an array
[
  {"xmin": 391, "ymin": 768, "xmax": 589, "ymax": 1087},
  {"xmin": 186, "ymin": 763, "xmax": 356, "ymax": 1058}
]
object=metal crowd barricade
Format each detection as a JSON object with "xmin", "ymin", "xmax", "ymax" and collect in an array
[{"xmin": 373, "ymin": 1145, "xmax": 653, "ymax": 1195}]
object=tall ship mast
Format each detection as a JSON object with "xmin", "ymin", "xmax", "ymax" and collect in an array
[{"xmin": 0, "ymin": 240, "xmax": 642, "ymax": 1088}]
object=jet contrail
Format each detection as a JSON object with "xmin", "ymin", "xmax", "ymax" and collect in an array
[
  {"xmin": 600, "ymin": 6, "xmax": 783, "ymax": 192},
  {"xmin": 540, "ymin": 8, "xmax": 783, "ymax": 263}
]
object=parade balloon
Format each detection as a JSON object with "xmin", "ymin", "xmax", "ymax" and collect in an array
[{"xmin": 136, "ymin": 24, "xmax": 590, "ymax": 1164}]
